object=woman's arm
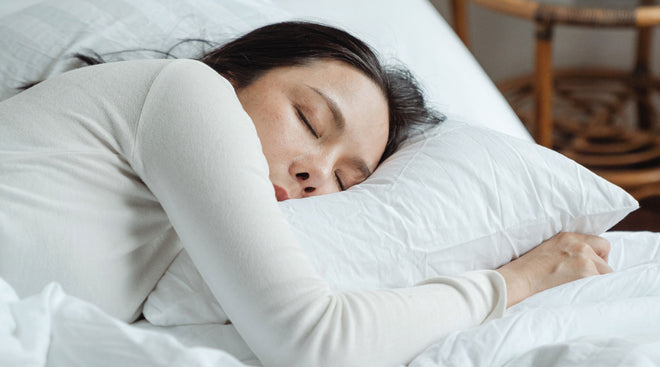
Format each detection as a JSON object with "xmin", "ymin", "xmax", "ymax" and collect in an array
[
  {"xmin": 130, "ymin": 59, "xmax": 612, "ymax": 367},
  {"xmin": 129, "ymin": 59, "xmax": 506, "ymax": 367}
]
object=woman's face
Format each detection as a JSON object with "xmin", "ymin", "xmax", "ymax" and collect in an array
[{"xmin": 235, "ymin": 60, "xmax": 389, "ymax": 201}]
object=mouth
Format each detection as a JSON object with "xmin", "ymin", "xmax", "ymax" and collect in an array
[{"xmin": 273, "ymin": 184, "xmax": 290, "ymax": 201}]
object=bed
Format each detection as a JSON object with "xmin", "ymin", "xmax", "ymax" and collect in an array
[{"xmin": 1, "ymin": 0, "xmax": 659, "ymax": 366}]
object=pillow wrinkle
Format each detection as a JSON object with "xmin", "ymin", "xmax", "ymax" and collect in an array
[
  {"xmin": 496, "ymin": 134, "xmax": 548, "ymax": 212},
  {"xmin": 383, "ymin": 137, "xmax": 431, "ymax": 192},
  {"xmin": 468, "ymin": 137, "xmax": 506, "ymax": 230},
  {"xmin": 573, "ymin": 163, "xmax": 590, "ymax": 211}
]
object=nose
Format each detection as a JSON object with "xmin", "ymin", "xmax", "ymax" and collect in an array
[
  {"xmin": 296, "ymin": 172, "xmax": 315, "ymax": 195},
  {"xmin": 291, "ymin": 157, "xmax": 335, "ymax": 197}
]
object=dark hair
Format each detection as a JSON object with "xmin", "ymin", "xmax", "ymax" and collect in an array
[
  {"xmin": 23, "ymin": 21, "xmax": 444, "ymax": 163},
  {"xmin": 200, "ymin": 22, "xmax": 444, "ymax": 162}
]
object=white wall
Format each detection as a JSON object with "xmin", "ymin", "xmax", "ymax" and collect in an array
[{"xmin": 429, "ymin": 0, "xmax": 652, "ymax": 83}]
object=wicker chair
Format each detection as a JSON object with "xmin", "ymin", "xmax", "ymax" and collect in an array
[{"xmin": 450, "ymin": 0, "xmax": 660, "ymax": 200}]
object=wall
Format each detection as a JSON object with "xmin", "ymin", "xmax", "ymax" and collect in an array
[{"xmin": 429, "ymin": 0, "xmax": 653, "ymax": 83}]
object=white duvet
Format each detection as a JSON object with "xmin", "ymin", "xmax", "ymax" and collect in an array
[{"xmin": 2, "ymin": 231, "xmax": 660, "ymax": 367}]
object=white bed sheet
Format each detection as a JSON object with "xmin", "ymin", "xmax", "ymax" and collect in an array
[
  {"xmin": 409, "ymin": 231, "xmax": 660, "ymax": 366},
  {"xmin": 1, "ymin": 1, "xmax": 657, "ymax": 366},
  {"xmin": 0, "ymin": 0, "xmax": 42, "ymax": 18},
  {"xmin": 0, "ymin": 280, "xmax": 247, "ymax": 367},
  {"xmin": 3, "ymin": 231, "xmax": 659, "ymax": 367}
]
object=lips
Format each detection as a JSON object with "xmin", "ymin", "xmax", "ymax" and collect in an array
[{"xmin": 273, "ymin": 184, "xmax": 290, "ymax": 201}]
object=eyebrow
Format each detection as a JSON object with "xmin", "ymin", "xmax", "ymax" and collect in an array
[{"xmin": 309, "ymin": 86, "xmax": 345, "ymax": 132}]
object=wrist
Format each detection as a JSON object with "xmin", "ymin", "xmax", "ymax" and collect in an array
[{"xmin": 496, "ymin": 265, "xmax": 532, "ymax": 308}]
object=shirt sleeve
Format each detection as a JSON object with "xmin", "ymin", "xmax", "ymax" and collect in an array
[{"xmin": 129, "ymin": 59, "xmax": 507, "ymax": 367}]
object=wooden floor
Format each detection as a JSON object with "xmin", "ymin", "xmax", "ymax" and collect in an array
[{"xmin": 611, "ymin": 196, "xmax": 660, "ymax": 232}]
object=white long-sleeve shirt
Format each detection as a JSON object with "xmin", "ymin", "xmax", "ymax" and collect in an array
[{"xmin": 0, "ymin": 59, "xmax": 506, "ymax": 367}]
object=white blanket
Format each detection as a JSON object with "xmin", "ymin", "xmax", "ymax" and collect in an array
[
  {"xmin": 409, "ymin": 264, "xmax": 660, "ymax": 366},
  {"xmin": 0, "ymin": 280, "xmax": 245, "ymax": 367},
  {"xmin": 409, "ymin": 231, "xmax": 660, "ymax": 367},
  {"xmin": 2, "ymin": 231, "xmax": 659, "ymax": 367}
]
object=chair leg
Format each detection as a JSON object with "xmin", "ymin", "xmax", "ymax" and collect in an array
[
  {"xmin": 534, "ymin": 21, "xmax": 554, "ymax": 148},
  {"xmin": 634, "ymin": 24, "xmax": 654, "ymax": 131},
  {"xmin": 451, "ymin": 0, "xmax": 470, "ymax": 48}
]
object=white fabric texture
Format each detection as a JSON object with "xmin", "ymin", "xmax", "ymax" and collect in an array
[
  {"xmin": 141, "ymin": 231, "xmax": 660, "ymax": 366},
  {"xmin": 0, "ymin": 59, "xmax": 507, "ymax": 367},
  {"xmin": 0, "ymin": 0, "xmax": 290, "ymax": 101},
  {"xmin": 0, "ymin": 0, "xmax": 42, "ymax": 17},
  {"xmin": 0, "ymin": 0, "xmax": 531, "ymax": 141},
  {"xmin": 407, "ymin": 231, "xmax": 660, "ymax": 367},
  {"xmin": 0, "ymin": 1, "xmax": 653, "ymax": 366},
  {"xmin": 4, "ymin": 230, "xmax": 659, "ymax": 367},
  {"xmin": 0, "ymin": 277, "xmax": 248, "ymax": 367},
  {"xmin": 144, "ymin": 120, "xmax": 638, "ymax": 326}
]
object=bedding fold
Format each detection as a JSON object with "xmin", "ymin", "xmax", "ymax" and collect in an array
[
  {"xmin": 0, "ymin": 278, "xmax": 248, "ymax": 367},
  {"xmin": 2, "ymin": 230, "xmax": 660, "ymax": 367}
]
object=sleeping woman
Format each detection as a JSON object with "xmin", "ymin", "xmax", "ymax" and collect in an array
[{"xmin": 0, "ymin": 22, "xmax": 612, "ymax": 366}]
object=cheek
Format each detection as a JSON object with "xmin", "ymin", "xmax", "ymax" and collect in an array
[
  {"xmin": 251, "ymin": 104, "xmax": 305, "ymax": 164},
  {"xmin": 265, "ymin": 110, "xmax": 293, "ymax": 142},
  {"xmin": 239, "ymin": 84, "xmax": 311, "ymax": 166}
]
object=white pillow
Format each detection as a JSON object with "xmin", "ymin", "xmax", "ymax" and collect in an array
[
  {"xmin": 0, "ymin": 0, "xmax": 290, "ymax": 101},
  {"xmin": 144, "ymin": 120, "xmax": 638, "ymax": 325}
]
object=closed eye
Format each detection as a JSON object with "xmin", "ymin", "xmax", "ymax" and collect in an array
[
  {"xmin": 295, "ymin": 106, "xmax": 318, "ymax": 138},
  {"xmin": 335, "ymin": 172, "xmax": 345, "ymax": 191}
]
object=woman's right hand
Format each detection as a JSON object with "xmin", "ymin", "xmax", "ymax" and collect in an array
[{"xmin": 496, "ymin": 232, "xmax": 612, "ymax": 307}]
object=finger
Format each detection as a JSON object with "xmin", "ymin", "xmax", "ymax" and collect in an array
[
  {"xmin": 583, "ymin": 236, "xmax": 611, "ymax": 262},
  {"xmin": 592, "ymin": 254, "xmax": 613, "ymax": 274}
]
